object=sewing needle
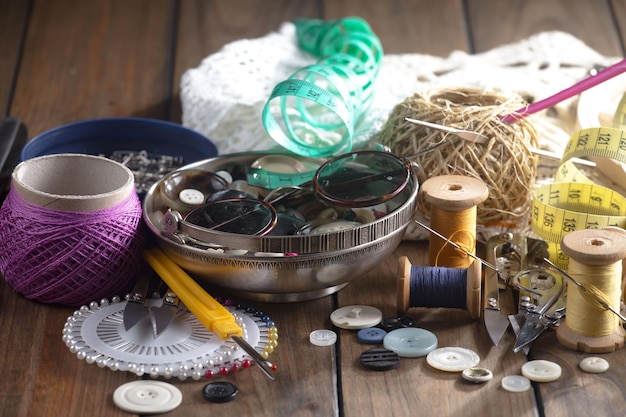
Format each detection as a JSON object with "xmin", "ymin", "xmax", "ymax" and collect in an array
[
  {"xmin": 403, "ymin": 117, "xmax": 596, "ymax": 167},
  {"xmin": 542, "ymin": 257, "xmax": 626, "ymax": 323},
  {"xmin": 415, "ymin": 220, "xmax": 498, "ymax": 271}
]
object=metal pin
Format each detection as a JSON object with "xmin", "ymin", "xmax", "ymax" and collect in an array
[
  {"xmin": 414, "ymin": 220, "xmax": 498, "ymax": 271},
  {"xmin": 231, "ymin": 335, "xmax": 276, "ymax": 380}
]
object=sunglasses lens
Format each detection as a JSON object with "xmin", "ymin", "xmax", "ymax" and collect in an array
[
  {"xmin": 314, "ymin": 151, "xmax": 409, "ymax": 207},
  {"xmin": 184, "ymin": 198, "xmax": 276, "ymax": 235}
]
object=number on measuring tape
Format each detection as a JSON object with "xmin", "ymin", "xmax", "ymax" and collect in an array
[
  {"xmin": 563, "ymin": 128, "xmax": 626, "ymax": 163},
  {"xmin": 532, "ymin": 126, "xmax": 626, "ymax": 267}
]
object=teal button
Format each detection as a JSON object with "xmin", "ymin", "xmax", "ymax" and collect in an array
[{"xmin": 383, "ymin": 328, "xmax": 438, "ymax": 358}]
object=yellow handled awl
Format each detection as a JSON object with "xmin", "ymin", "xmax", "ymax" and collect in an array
[{"xmin": 143, "ymin": 247, "xmax": 276, "ymax": 380}]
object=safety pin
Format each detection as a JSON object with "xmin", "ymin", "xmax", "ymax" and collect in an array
[{"xmin": 414, "ymin": 220, "xmax": 498, "ymax": 271}]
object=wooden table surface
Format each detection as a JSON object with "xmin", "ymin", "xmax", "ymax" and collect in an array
[{"xmin": 2, "ymin": 1, "xmax": 626, "ymax": 416}]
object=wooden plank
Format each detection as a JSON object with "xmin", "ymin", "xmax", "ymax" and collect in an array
[
  {"xmin": 9, "ymin": 0, "xmax": 176, "ymax": 138},
  {"xmin": 321, "ymin": 2, "xmax": 528, "ymax": 415},
  {"xmin": 529, "ymin": 332, "xmax": 626, "ymax": 417},
  {"xmin": 610, "ymin": 0, "xmax": 626, "ymax": 55},
  {"xmin": 337, "ymin": 241, "xmax": 538, "ymax": 417},
  {"xmin": 323, "ymin": 0, "xmax": 469, "ymax": 55},
  {"xmin": 0, "ymin": 0, "xmax": 29, "ymax": 117},
  {"xmin": 467, "ymin": 3, "xmax": 626, "ymax": 417},
  {"xmin": 467, "ymin": 0, "xmax": 622, "ymax": 56},
  {"xmin": 0, "ymin": 1, "xmax": 176, "ymax": 417}
]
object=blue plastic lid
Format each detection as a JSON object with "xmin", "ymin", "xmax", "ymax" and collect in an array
[{"xmin": 20, "ymin": 117, "xmax": 218, "ymax": 163}]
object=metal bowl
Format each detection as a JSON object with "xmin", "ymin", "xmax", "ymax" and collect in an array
[{"xmin": 143, "ymin": 151, "xmax": 418, "ymax": 302}]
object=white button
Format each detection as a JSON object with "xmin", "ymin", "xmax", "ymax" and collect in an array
[
  {"xmin": 579, "ymin": 356, "xmax": 609, "ymax": 374},
  {"xmin": 521, "ymin": 359, "xmax": 562, "ymax": 382},
  {"xmin": 426, "ymin": 347, "xmax": 480, "ymax": 372},
  {"xmin": 310, "ymin": 329, "xmax": 337, "ymax": 346},
  {"xmin": 215, "ymin": 170, "xmax": 233, "ymax": 184},
  {"xmin": 330, "ymin": 305, "xmax": 382, "ymax": 329},
  {"xmin": 310, "ymin": 220, "xmax": 361, "ymax": 235},
  {"xmin": 462, "ymin": 367, "xmax": 493, "ymax": 383},
  {"xmin": 383, "ymin": 328, "xmax": 437, "ymax": 357},
  {"xmin": 501, "ymin": 375, "xmax": 531, "ymax": 392},
  {"xmin": 113, "ymin": 380, "xmax": 182, "ymax": 414},
  {"xmin": 178, "ymin": 188, "xmax": 204, "ymax": 205}
]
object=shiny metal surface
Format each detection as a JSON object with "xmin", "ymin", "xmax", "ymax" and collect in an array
[{"xmin": 143, "ymin": 151, "xmax": 419, "ymax": 302}]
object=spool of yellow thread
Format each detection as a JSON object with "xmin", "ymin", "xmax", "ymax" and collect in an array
[
  {"xmin": 420, "ymin": 175, "xmax": 488, "ymax": 268},
  {"xmin": 556, "ymin": 228, "xmax": 626, "ymax": 353}
]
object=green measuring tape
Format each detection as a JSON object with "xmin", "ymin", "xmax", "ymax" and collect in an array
[
  {"xmin": 262, "ymin": 17, "xmax": 383, "ymax": 159},
  {"xmin": 245, "ymin": 166, "xmax": 317, "ymax": 189}
]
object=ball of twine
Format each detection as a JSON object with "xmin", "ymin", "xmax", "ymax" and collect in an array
[
  {"xmin": 0, "ymin": 187, "xmax": 145, "ymax": 306},
  {"xmin": 378, "ymin": 87, "xmax": 539, "ymax": 225}
]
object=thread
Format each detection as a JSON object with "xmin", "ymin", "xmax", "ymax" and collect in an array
[
  {"xmin": 397, "ymin": 256, "xmax": 481, "ymax": 318},
  {"xmin": 556, "ymin": 228, "xmax": 626, "ymax": 353},
  {"xmin": 421, "ymin": 175, "xmax": 488, "ymax": 269},
  {"xmin": 564, "ymin": 259, "xmax": 622, "ymax": 337},
  {"xmin": 0, "ymin": 185, "xmax": 145, "ymax": 306},
  {"xmin": 409, "ymin": 266, "xmax": 467, "ymax": 308},
  {"xmin": 378, "ymin": 87, "xmax": 539, "ymax": 226},
  {"xmin": 429, "ymin": 206, "xmax": 477, "ymax": 268}
]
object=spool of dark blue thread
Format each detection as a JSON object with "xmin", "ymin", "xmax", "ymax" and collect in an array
[{"xmin": 396, "ymin": 256, "xmax": 481, "ymax": 319}]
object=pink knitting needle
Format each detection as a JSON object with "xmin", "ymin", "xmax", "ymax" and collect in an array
[{"xmin": 502, "ymin": 58, "xmax": 626, "ymax": 123}]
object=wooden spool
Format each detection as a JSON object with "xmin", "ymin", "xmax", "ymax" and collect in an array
[
  {"xmin": 556, "ymin": 228, "xmax": 626, "ymax": 353},
  {"xmin": 396, "ymin": 255, "xmax": 482, "ymax": 319},
  {"xmin": 420, "ymin": 175, "xmax": 489, "ymax": 268}
]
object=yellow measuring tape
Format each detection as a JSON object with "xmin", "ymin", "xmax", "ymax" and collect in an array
[{"xmin": 531, "ymin": 127, "xmax": 626, "ymax": 267}]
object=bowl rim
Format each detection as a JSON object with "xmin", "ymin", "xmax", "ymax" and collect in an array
[{"xmin": 143, "ymin": 150, "xmax": 419, "ymax": 255}]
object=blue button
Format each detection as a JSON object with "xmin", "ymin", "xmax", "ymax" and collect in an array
[
  {"xmin": 357, "ymin": 327, "xmax": 387, "ymax": 344},
  {"xmin": 383, "ymin": 328, "xmax": 438, "ymax": 358}
]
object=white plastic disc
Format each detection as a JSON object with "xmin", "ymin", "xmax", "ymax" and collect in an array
[
  {"xmin": 501, "ymin": 375, "xmax": 531, "ymax": 392},
  {"xmin": 521, "ymin": 360, "xmax": 562, "ymax": 382},
  {"xmin": 113, "ymin": 380, "xmax": 182, "ymax": 414},
  {"xmin": 330, "ymin": 305, "xmax": 382, "ymax": 329},
  {"xmin": 309, "ymin": 329, "xmax": 337, "ymax": 346},
  {"xmin": 179, "ymin": 188, "xmax": 204, "ymax": 205},
  {"xmin": 62, "ymin": 298, "xmax": 274, "ymax": 380},
  {"xmin": 426, "ymin": 347, "xmax": 480, "ymax": 372},
  {"xmin": 579, "ymin": 356, "xmax": 610, "ymax": 374}
]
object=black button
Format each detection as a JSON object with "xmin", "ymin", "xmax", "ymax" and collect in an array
[
  {"xmin": 378, "ymin": 315, "xmax": 415, "ymax": 331},
  {"xmin": 360, "ymin": 348, "xmax": 400, "ymax": 371},
  {"xmin": 202, "ymin": 381, "xmax": 239, "ymax": 403}
]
